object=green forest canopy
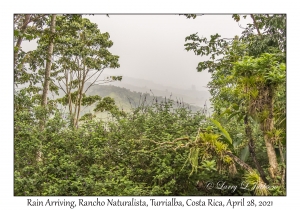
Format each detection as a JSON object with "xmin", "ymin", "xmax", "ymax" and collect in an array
[{"xmin": 14, "ymin": 14, "xmax": 286, "ymax": 196}]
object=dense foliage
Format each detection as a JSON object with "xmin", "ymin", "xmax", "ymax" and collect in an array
[
  {"xmin": 15, "ymin": 98, "xmax": 210, "ymax": 195},
  {"xmin": 184, "ymin": 14, "xmax": 286, "ymax": 195},
  {"xmin": 14, "ymin": 14, "xmax": 286, "ymax": 196}
]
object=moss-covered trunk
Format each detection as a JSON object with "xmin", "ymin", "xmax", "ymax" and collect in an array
[{"xmin": 261, "ymin": 86, "xmax": 278, "ymax": 179}]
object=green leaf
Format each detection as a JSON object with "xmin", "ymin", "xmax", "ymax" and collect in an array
[
  {"xmin": 232, "ymin": 14, "xmax": 240, "ymax": 22},
  {"xmin": 237, "ymin": 114, "xmax": 245, "ymax": 122},
  {"xmin": 232, "ymin": 103, "xmax": 239, "ymax": 110},
  {"xmin": 14, "ymin": 30, "xmax": 20, "ymax": 37},
  {"xmin": 240, "ymin": 145, "xmax": 249, "ymax": 162},
  {"xmin": 210, "ymin": 118, "xmax": 232, "ymax": 145},
  {"xmin": 233, "ymin": 134, "xmax": 244, "ymax": 148},
  {"xmin": 227, "ymin": 112, "xmax": 239, "ymax": 121}
]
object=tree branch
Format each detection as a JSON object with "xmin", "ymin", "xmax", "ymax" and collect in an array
[
  {"xmin": 224, "ymin": 151, "xmax": 254, "ymax": 172},
  {"xmin": 250, "ymin": 14, "xmax": 261, "ymax": 36}
]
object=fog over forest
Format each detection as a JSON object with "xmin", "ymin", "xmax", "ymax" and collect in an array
[{"xmin": 20, "ymin": 14, "xmax": 251, "ymax": 109}]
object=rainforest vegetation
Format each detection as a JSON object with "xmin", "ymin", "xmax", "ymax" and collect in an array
[{"xmin": 14, "ymin": 14, "xmax": 286, "ymax": 196}]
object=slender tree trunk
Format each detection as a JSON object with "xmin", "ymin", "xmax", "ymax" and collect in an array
[
  {"xmin": 68, "ymin": 93, "xmax": 73, "ymax": 116},
  {"xmin": 74, "ymin": 56, "xmax": 87, "ymax": 128},
  {"xmin": 75, "ymin": 93, "xmax": 82, "ymax": 128},
  {"xmin": 250, "ymin": 14, "xmax": 262, "ymax": 36},
  {"xmin": 73, "ymin": 61, "xmax": 81, "ymax": 127},
  {"xmin": 75, "ymin": 77, "xmax": 85, "ymax": 128},
  {"xmin": 244, "ymin": 115, "xmax": 269, "ymax": 184},
  {"xmin": 14, "ymin": 14, "xmax": 31, "ymax": 67},
  {"xmin": 73, "ymin": 83, "xmax": 80, "ymax": 128},
  {"xmin": 37, "ymin": 14, "xmax": 56, "ymax": 162},
  {"xmin": 73, "ymin": 100, "xmax": 78, "ymax": 127},
  {"xmin": 65, "ymin": 70, "xmax": 74, "ymax": 121},
  {"xmin": 41, "ymin": 14, "xmax": 56, "ymax": 108}
]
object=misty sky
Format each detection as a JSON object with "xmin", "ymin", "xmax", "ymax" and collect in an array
[
  {"xmin": 21, "ymin": 14, "xmax": 250, "ymax": 91},
  {"xmin": 86, "ymin": 15, "xmax": 248, "ymax": 90}
]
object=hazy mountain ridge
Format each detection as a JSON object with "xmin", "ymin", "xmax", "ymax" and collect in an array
[
  {"xmin": 51, "ymin": 75, "xmax": 211, "ymax": 118},
  {"xmin": 103, "ymin": 75, "xmax": 211, "ymax": 108},
  {"xmin": 85, "ymin": 84, "xmax": 203, "ymax": 114}
]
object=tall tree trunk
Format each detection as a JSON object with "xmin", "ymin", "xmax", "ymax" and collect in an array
[
  {"xmin": 244, "ymin": 115, "xmax": 269, "ymax": 184},
  {"xmin": 41, "ymin": 14, "xmax": 56, "ymax": 108},
  {"xmin": 75, "ymin": 77, "xmax": 86, "ymax": 128},
  {"xmin": 14, "ymin": 14, "xmax": 31, "ymax": 67},
  {"xmin": 73, "ymin": 84, "xmax": 80, "ymax": 128},
  {"xmin": 264, "ymin": 135, "xmax": 278, "ymax": 179},
  {"xmin": 37, "ymin": 14, "xmax": 56, "ymax": 162},
  {"xmin": 261, "ymin": 87, "xmax": 279, "ymax": 180},
  {"xmin": 75, "ymin": 93, "xmax": 82, "ymax": 128},
  {"xmin": 278, "ymin": 141, "xmax": 285, "ymax": 188},
  {"xmin": 65, "ymin": 70, "xmax": 74, "ymax": 123},
  {"xmin": 73, "ymin": 57, "xmax": 87, "ymax": 128}
]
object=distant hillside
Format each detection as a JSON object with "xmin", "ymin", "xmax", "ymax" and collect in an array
[
  {"xmin": 101, "ymin": 75, "xmax": 211, "ymax": 108},
  {"xmin": 51, "ymin": 76, "xmax": 211, "ymax": 119},
  {"xmin": 85, "ymin": 84, "xmax": 203, "ymax": 115}
]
